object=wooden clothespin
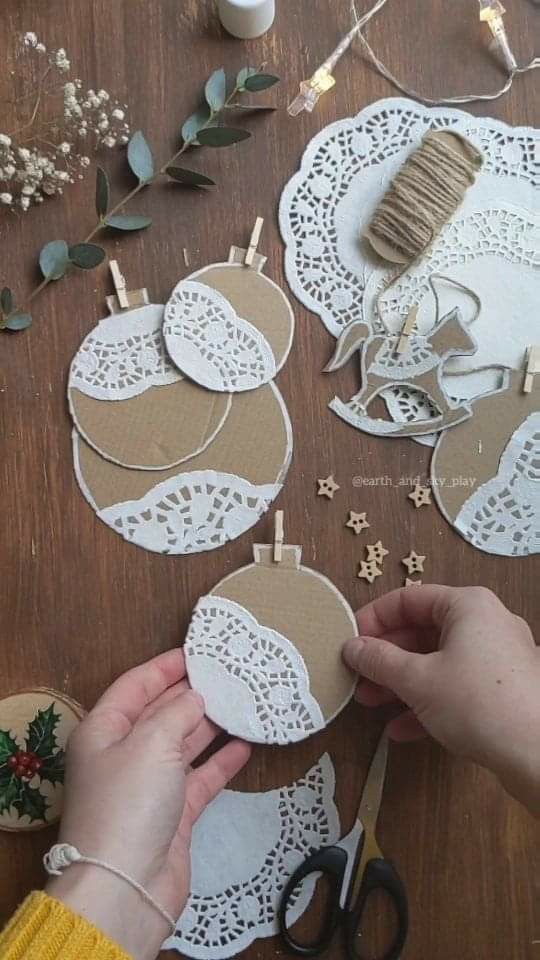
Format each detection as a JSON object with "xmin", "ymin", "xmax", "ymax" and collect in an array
[
  {"xmin": 245, "ymin": 217, "xmax": 264, "ymax": 267},
  {"xmin": 523, "ymin": 345, "xmax": 540, "ymax": 394},
  {"xmin": 396, "ymin": 306, "xmax": 418, "ymax": 355},
  {"xmin": 273, "ymin": 510, "xmax": 284, "ymax": 563},
  {"xmin": 107, "ymin": 260, "xmax": 149, "ymax": 314}
]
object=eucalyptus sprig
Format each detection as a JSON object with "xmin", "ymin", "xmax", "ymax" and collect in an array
[{"xmin": 1, "ymin": 64, "xmax": 279, "ymax": 333}]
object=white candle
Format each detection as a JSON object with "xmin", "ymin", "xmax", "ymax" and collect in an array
[{"xmin": 218, "ymin": 0, "xmax": 275, "ymax": 39}]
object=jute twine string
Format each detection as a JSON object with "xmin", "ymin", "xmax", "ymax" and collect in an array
[{"xmin": 368, "ymin": 131, "xmax": 483, "ymax": 263}]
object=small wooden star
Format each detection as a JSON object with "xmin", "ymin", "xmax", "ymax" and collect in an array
[
  {"xmin": 366, "ymin": 540, "xmax": 389, "ymax": 565},
  {"xmin": 408, "ymin": 483, "xmax": 432, "ymax": 508},
  {"xmin": 346, "ymin": 510, "xmax": 369, "ymax": 535},
  {"xmin": 317, "ymin": 475, "xmax": 340, "ymax": 499},
  {"xmin": 357, "ymin": 559, "xmax": 382, "ymax": 584},
  {"xmin": 405, "ymin": 578, "xmax": 422, "ymax": 586},
  {"xmin": 402, "ymin": 551, "xmax": 426, "ymax": 575}
]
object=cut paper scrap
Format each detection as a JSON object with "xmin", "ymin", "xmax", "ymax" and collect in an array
[
  {"xmin": 0, "ymin": 689, "xmax": 83, "ymax": 832},
  {"xmin": 431, "ymin": 371, "xmax": 540, "ymax": 556},
  {"xmin": 69, "ymin": 303, "xmax": 232, "ymax": 471},
  {"xmin": 164, "ymin": 754, "xmax": 342, "ymax": 960},
  {"xmin": 72, "ymin": 381, "xmax": 292, "ymax": 554},
  {"xmin": 325, "ymin": 307, "xmax": 478, "ymax": 437},
  {"xmin": 164, "ymin": 248, "xmax": 294, "ymax": 393},
  {"xmin": 184, "ymin": 533, "xmax": 356, "ymax": 744}
]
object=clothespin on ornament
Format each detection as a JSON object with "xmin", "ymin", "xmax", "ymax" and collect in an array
[
  {"xmin": 396, "ymin": 306, "xmax": 418, "ymax": 355},
  {"xmin": 273, "ymin": 510, "xmax": 284, "ymax": 563},
  {"xmin": 245, "ymin": 217, "xmax": 264, "ymax": 267},
  {"xmin": 523, "ymin": 345, "xmax": 540, "ymax": 394},
  {"xmin": 107, "ymin": 260, "xmax": 149, "ymax": 314},
  {"xmin": 228, "ymin": 218, "xmax": 267, "ymax": 271}
]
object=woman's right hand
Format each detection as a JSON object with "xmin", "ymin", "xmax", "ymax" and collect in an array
[{"xmin": 343, "ymin": 585, "xmax": 540, "ymax": 815}]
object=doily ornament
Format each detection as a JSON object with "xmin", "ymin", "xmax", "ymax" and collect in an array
[
  {"xmin": 72, "ymin": 382, "xmax": 292, "ymax": 555},
  {"xmin": 431, "ymin": 372, "xmax": 540, "ymax": 556},
  {"xmin": 184, "ymin": 527, "xmax": 356, "ymax": 744},
  {"xmin": 69, "ymin": 303, "xmax": 231, "ymax": 470},
  {"xmin": 164, "ymin": 754, "xmax": 342, "ymax": 960},
  {"xmin": 164, "ymin": 244, "xmax": 294, "ymax": 392},
  {"xmin": 0, "ymin": 690, "xmax": 83, "ymax": 832}
]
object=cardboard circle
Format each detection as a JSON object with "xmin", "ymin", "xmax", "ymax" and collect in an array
[
  {"xmin": 0, "ymin": 689, "xmax": 83, "ymax": 832},
  {"xmin": 69, "ymin": 303, "xmax": 232, "ymax": 470},
  {"xmin": 163, "ymin": 262, "xmax": 294, "ymax": 392},
  {"xmin": 72, "ymin": 382, "xmax": 293, "ymax": 555},
  {"xmin": 184, "ymin": 547, "xmax": 357, "ymax": 744}
]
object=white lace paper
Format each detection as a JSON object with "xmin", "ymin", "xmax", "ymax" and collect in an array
[
  {"xmin": 69, "ymin": 304, "xmax": 181, "ymax": 401},
  {"xmin": 164, "ymin": 754, "xmax": 341, "ymax": 959},
  {"xmin": 185, "ymin": 596, "xmax": 324, "ymax": 744},
  {"xmin": 164, "ymin": 280, "xmax": 276, "ymax": 391},
  {"xmin": 434, "ymin": 413, "xmax": 540, "ymax": 556}
]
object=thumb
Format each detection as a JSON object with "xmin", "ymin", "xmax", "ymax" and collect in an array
[{"xmin": 343, "ymin": 636, "xmax": 428, "ymax": 706}]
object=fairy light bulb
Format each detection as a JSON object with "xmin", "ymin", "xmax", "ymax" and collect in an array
[
  {"xmin": 478, "ymin": 0, "xmax": 517, "ymax": 73},
  {"xmin": 288, "ymin": 21, "xmax": 361, "ymax": 116}
]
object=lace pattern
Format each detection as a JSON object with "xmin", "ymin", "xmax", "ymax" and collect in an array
[
  {"xmin": 185, "ymin": 596, "xmax": 324, "ymax": 744},
  {"xmin": 69, "ymin": 304, "xmax": 180, "ymax": 401},
  {"xmin": 164, "ymin": 754, "xmax": 341, "ymax": 959},
  {"xmin": 164, "ymin": 280, "xmax": 276, "ymax": 391}
]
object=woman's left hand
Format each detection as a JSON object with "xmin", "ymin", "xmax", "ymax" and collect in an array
[{"xmin": 46, "ymin": 649, "xmax": 251, "ymax": 960}]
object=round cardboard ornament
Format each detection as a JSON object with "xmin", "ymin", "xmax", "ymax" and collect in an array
[
  {"xmin": 163, "ymin": 247, "xmax": 294, "ymax": 393},
  {"xmin": 73, "ymin": 382, "xmax": 292, "ymax": 555},
  {"xmin": 69, "ymin": 303, "xmax": 231, "ymax": 470},
  {"xmin": 0, "ymin": 689, "xmax": 83, "ymax": 832},
  {"xmin": 184, "ymin": 522, "xmax": 357, "ymax": 744}
]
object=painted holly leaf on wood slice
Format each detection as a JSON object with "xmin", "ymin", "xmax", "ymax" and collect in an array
[
  {"xmin": 13, "ymin": 783, "xmax": 49, "ymax": 823},
  {"xmin": 0, "ymin": 770, "xmax": 22, "ymax": 815},
  {"xmin": 26, "ymin": 702, "xmax": 61, "ymax": 759},
  {"xmin": 0, "ymin": 729, "xmax": 18, "ymax": 766},
  {"xmin": 39, "ymin": 748, "xmax": 66, "ymax": 787}
]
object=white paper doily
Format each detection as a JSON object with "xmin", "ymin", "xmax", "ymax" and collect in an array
[{"xmin": 164, "ymin": 754, "xmax": 341, "ymax": 960}]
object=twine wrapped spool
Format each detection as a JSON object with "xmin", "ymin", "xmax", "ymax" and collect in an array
[{"xmin": 365, "ymin": 131, "xmax": 483, "ymax": 265}]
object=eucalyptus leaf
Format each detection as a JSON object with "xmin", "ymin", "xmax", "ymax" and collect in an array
[
  {"xmin": 105, "ymin": 214, "xmax": 152, "ymax": 231},
  {"xmin": 236, "ymin": 66, "xmax": 258, "ymax": 90},
  {"xmin": 181, "ymin": 106, "xmax": 211, "ymax": 144},
  {"xmin": 5, "ymin": 312, "xmax": 32, "ymax": 331},
  {"xmin": 39, "ymin": 240, "xmax": 70, "ymax": 281},
  {"xmin": 204, "ymin": 68, "xmax": 226, "ymax": 112},
  {"xmin": 127, "ymin": 131, "xmax": 154, "ymax": 184},
  {"xmin": 166, "ymin": 166, "xmax": 216, "ymax": 186},
  {"xmin": 95, "ymin": 166, "xmax": 109, "ymax": 218},
  {"xmin": 226, "ymin": 103, "xmax": 276, "ymax": 113},
  {"xmin": 244, "ymin": 73, "xmax": 280, "ymax": 92},
  {"xmin": 69, "ymin": 243, "xmax": 106, "ymax": 269},
  {"xmin": 0, "ymin": 287, "xmax": 13, "ymax": 316},
  {"xmin": 197, "ymin": 127, "xmax": 251, "ymax": 147}
]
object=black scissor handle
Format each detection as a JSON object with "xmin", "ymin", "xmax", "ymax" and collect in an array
[
  {"xmin": 346, "ymin": 858, "xmax": 408, "ymax": 960},
  {"xmin": 278, "ymin": 845, "xmax": 348, "ymax": 956}
]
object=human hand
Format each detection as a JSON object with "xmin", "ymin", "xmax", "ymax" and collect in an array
[
  {"xmin": 343, "ymin": 585, "xmax": 539, "ymax": 815},
  {"xmin": 46, "ymin": 649, "xmax": 251, "ymax": 960}
]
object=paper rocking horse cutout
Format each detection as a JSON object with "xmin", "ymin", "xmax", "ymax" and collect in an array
[{"xmin": 325, "ymin": 306, "xmax": 479, "ymax": 437}]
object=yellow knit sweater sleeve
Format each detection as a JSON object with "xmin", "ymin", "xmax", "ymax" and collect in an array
[{"xmin": 0, "ymin": 891, "xmax": 131, "ymax": 960}]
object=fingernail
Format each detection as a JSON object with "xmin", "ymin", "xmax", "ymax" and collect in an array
[{"xmin": 343, "ymin": 636, "xmax": 365, "ymax": 664}]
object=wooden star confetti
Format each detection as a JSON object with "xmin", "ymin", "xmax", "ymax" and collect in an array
[
  {"xmin": 366, "ymin": 540, "xmax": 389, "ymax": 565},
  {"xmin": 405, "ymin": 578, "xmax": 422, "ymax": 586},
  {"xmin": 357, "ymin": 559, "xmax": 382, "ymax": 584},
  {"xmin": 402, "ymin": 551, "xmax": 426, "ymax": 575},
  {"xmin": 317, "ymin": 475, "xmax": 340, "ymax": 499},
  {"xmin": 346, "ymin": 510, "xmax": 369, "ymax": 535},
  {"xmin": 408, "ymin": 483, "xmax": 432, "ymax": 508}
]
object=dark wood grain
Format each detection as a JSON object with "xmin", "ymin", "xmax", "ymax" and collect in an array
[{"xmin": 0, "ymin": 1, "xmax": 538, "ymax": 958}]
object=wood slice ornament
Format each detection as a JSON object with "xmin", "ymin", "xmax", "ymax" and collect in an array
[
  {"xmin": 184, "ymin": 516, "xmax": 357, "ymax": 744},
  {"xmin": 431, "ymin": 368, "xmax": 540, "ymax": 557},
  {"xmin": 68, "ymin": 265, "xmax": 231, "ymax": 471},
  {"xmin": 0, "ymin": 689, "xmax": 83, "ymax": 832},
  {"xmin": 163, "ymin": 227, "xmax": 294, "ymax": 393}
]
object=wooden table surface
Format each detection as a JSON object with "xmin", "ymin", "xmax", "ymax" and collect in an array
[{"xmin": 1, "ymin": 1, "xmax": 539, "ymax": 957}]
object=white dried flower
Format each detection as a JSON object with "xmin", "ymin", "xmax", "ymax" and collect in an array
[
  {"xmin": 103, "ymin": 135, "xmax": 116, "ymax": 148},
  {"xmin": 4, "ymin": 164, "xmax": 15, "ymax": 177},
  {"xmin": 98, "ymin": 119, "xmax": 109, "ymax": 132},
  {"xmin": 18, "ymin": 147, "xmax": 31, "ymax": 160},
  {"xmin": 20, "ymin": 196, "xmax": 30, "ymax": 210},
  {"xmin": 0, "ymin": 134, "xmax": 12, "ymax": 148},
  {"xmin": 21, "ymin": 184, "xmax": 36, "ymax": 196},
  {"xmin": 55, "ymin": 48, "xmax": 70, "ymax": 72},
  {"xmin": 111, "ymin": 108, "xmax": 125, "ymax": 120},
  {"xmin": 58, "ymin": 142, "xmax": 71, "ymax": 154},
  {"xmin": 36, "ymin": 43, "xmax": 46, "ymax": 53},
  {"xmin": 56, "ymin": 170, "xmax": 69, "ymax": 182},
  {"xmin": 78, "ymin": 127, "xmax": 87, "ymax": 137},
  {"xmin": 0, "ymin": 192, "xmax": 13, "ymax": 204},
  {"xmin": 79, "ymin": 156, "xmax": 90, "ymax": 167},
  {"xmin": 64, "ymin": 82, "xmax": 76, "ymax": 97},
  {"xmin": 23, "ymin": 32, "xmax": 38, "ymax": 47},
  {"xmin": 119, "ymin": 134, "xmax": 129, "ymax": 144},
  {"xmin": 98, "ymin": 89, "xmax": 110, "ymax": 102}
]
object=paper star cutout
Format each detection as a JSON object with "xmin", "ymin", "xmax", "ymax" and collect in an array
[
  {"xmin": 405, "ymin": 578, "xmax": 422, "ymax": 586},
  {"xmin": 357, "ymin": 559, "xmax": 382, "ymax": 584},
  {"xmin": 317, "ymin": 475, "xmax": 340, "ymax": 499},
  {"xmin": 408, "ymin": 483, "xmax": 432, "ymax": 508},
  {"xmin": 346, "ymin": 510, "xmax": 369, "ymax": 535},
  {"xmin": 402, "ymin": 551, "xmax": 426, "ymax": 575},
  {"xmin": 366, "ymin": 540, "xmax": 389, "ymax": 565}
]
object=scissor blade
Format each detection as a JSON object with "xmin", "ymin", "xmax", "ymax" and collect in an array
[{"xmin": 355, "ymin": 731, "xmax": 389, "ymax": 833}]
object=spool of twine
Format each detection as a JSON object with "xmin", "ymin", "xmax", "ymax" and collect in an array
[{"xmin": 365, "ymin": 131, "xmax": 483, "ymax": 265}]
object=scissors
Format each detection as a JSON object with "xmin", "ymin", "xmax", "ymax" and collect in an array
[{"xmin": 278, "ymin": 732, "xmax": 408, "ymax": 960}]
